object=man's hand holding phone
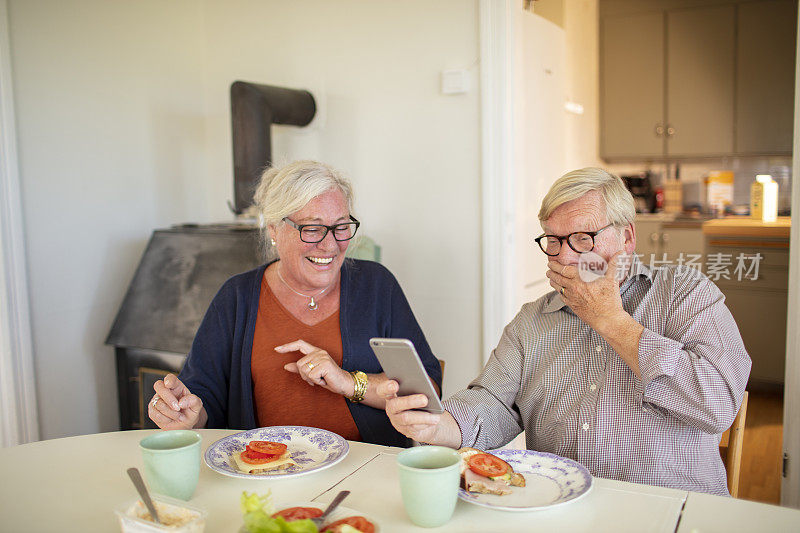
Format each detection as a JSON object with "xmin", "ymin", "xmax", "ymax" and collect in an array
[
  {"xmin": 377, "ymin": 380, "xmax": 462, "ymax": 448},
  {"xmin": 369, "ymin": 338, "xmax": 444, "ymax": 414}
]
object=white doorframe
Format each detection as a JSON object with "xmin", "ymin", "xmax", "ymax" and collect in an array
[
  {"xmin": 0, "ymin": 0, "xmax": 39, "ymax": 447},
  {"xmin": 781, "ymin": 6, "xmax": 800, "ymax": 509},
  {"xmin": 479, "ymin": 0, "xmax": 515, "ymax": 363}
]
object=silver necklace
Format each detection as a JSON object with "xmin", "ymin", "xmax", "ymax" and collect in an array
[{"xmin": 276, "ymin": 266, "xmax": 334, "ymax": 311}]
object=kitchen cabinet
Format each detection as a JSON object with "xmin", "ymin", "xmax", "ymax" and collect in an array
[
  {"xmin": 703, "ymin": 217, "xmax": 791, "ymax": 388},
  {"xmin": 601, "ymin": 11, "xmax": 664, "ymax": 158},
  {"xmin": 736, "ymin": 0, "xmax": 797, "ymax": 154},
  {"xmin": 634, "ymin": 214, "xmax": 706, "ymax": 267},
  {"xmin": 601, "ymin": 4, "xmax": 734, "ymax": 158},
  {"xmin": 600, "ymin": 0, "xmax": 796, "ymax": 159},
  {"xmin": 666, "ymin": 5, "xmax": 735, "ymax": 156}
]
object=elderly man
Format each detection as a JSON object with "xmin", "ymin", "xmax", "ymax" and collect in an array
[{"xmin": 379, "ymin": 167, "xmax": 751, "ymax": 495}]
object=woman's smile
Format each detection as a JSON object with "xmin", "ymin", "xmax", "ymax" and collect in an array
[{"xmin": 308, "ymin": 256, "xmax": 334, "ymax": 265}]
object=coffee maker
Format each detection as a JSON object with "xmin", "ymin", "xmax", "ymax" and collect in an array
[{"xmin": 621, "ymin": 172, "xmax": 657, "ymax": 213}]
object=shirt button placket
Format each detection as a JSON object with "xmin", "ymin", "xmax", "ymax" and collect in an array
[
  {"xmin": 582, "ymin": 337, "xmax": 604, "ymax": 472},
  {"xmin": 578, "ymin": 339, "xmax": 600, "ymax": 468}
]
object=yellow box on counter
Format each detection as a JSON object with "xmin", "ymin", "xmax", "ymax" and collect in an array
[{"xmin": 706, "ymin": 171, "xmax": 734, "ymax": 214}]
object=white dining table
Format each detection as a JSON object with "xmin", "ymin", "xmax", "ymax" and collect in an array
[{"xmin": 1, "ymin": 429, "xmax": 798, "ymax": 532}]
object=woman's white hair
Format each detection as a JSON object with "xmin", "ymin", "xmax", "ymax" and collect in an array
[
  {"xmin": 253, "ymin": 160, "xmax": 355, "ymax": 255},
  {"xmin": 538, "ymin": 167, "xmax": 635, "ymax": 227}
]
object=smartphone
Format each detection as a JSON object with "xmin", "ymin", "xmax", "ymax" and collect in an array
[{"xmin": 369, "ymin": 338, "xmax": 444, "ymax": 414}]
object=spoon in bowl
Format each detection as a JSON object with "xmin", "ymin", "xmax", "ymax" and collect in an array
[{"xmin": 127, "ymin": 467, "xmax": 161, "ymax": 524}]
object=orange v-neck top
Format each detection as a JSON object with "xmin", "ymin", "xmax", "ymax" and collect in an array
[{"xmin": 251, "ymin": 276, "xmax": 361, "ymax": 441}]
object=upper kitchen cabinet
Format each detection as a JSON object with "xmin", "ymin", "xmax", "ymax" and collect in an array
[
  {"xmin": 667, "ymin": 5, "xmax": 735, "ymax": 156},
  {"xmin": 601, "ymin": 11, "xmax": 665, "ymax": 158},
  {"xmin": 600, "ymin": 0, "xmax": 796, "ymax": 160},
  {"xmin": 736, "ymin": 0, "xmax": 797, "ymax": 155}
]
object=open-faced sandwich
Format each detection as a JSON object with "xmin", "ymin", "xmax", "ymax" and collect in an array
[
  {"xmin": 231, "ymin": 440, "xmax": 297, "ymax": 475},
  {"xmin": 458, "ymin": 447, "xmax": 526, "ymax": 495}
]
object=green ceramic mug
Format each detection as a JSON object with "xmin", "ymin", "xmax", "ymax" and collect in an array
[
  {"xmin": 139, "ymin": 430, "xmax": 202, "ymax": 501},
  {"xmin": 397, "ymin": 446, "xmax": 461, "ymax": 527}
]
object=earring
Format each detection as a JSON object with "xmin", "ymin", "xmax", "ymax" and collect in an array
[{"xmin": 270, "ymin": 239, "xmax": 276, "ymax": 246}]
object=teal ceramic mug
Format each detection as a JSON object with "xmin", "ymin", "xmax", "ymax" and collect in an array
[
  {"xmin": 397, "ymin": 446, "xmax": 461, "ymax": 527},
  {"xmin": 139, "ymin": 430, "xmax": 201, "ymax": 501}
]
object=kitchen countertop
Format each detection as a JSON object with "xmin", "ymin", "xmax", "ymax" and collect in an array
[
  {"xmin": 635, "ymin": 213, "xmax": 683, "ymax": 221},
  {"xmin": 702, "ymin": 216, "xmax": 791, "ymax": 238},
  {"xmin": 635, "ymin": 212, "xmax": 713, "ymax": 228}
]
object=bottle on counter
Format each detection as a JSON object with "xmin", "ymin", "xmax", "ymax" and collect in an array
[
  {"xmin": 662, "ymin": 163, "xmax": 683, "ymax": 214},
  {"xmin": 654, "ymin": 187, "xmax": 664, "ymax": 212},
  {"xmin": 662, "ymin": 180, "xmax": 682, "ymax": 213},
  {"xmin": 751, "ymin": 174, "xmax": 778, "ymax": 222}
]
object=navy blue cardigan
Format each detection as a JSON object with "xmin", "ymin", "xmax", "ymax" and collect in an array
[{"xmin": 179, "ymin": 259, "xmax": 441, "ymax": 447}]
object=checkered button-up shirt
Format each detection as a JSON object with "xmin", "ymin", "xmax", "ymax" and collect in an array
[{"xmin": 443, "ymin": 257, "xmax": 751, "ymax": 495}]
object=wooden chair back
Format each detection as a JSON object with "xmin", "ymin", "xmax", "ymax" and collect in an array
[{"xmin": 719, "ymin": 390, "xmax": 749, "ymax": 498}]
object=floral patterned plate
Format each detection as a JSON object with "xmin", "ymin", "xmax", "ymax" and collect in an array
[
  {"xmin": 458, "ymin": 449, "xmax": 593, "ymax": 511},
  {"xmin": 204, "ymin": 426, "xmax": 349, "ymax": 479}
]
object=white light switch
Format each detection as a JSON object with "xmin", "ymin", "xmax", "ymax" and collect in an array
[{"xmin": 441, "ymin": 69, "xmax": 469, "ymax": 95}]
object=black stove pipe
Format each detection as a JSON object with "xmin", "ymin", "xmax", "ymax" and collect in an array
[{"xmin": 230, "ymin": 81, "xmax": 316, "ymax": 214}]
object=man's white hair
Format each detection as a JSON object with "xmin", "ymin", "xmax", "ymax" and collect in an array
[{"xmin": 538, "ymin": 167, "xmax": 635, "ymax": 227}]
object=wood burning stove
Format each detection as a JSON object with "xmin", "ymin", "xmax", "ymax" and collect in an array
[{"xmin": 106, "ymin": 224, "xmax": 266, "ymax": 429}]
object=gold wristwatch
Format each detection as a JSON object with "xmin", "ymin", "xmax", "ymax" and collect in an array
[{"xmin": 348, "ymin": 371, "xmax": 368, "ymax": 403}]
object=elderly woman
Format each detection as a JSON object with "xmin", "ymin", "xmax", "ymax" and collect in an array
[{"xmin": 148, "ymin": 160, "xmax": 441, "ymax": 447}]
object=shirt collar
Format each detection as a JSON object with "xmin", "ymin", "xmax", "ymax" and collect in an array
[
  {"xmin": 626, "ymin": 253, "xmax": 653, "ymax": 281},
  {"xmin": 541, "ymin": 254, "xmax": 652, "ymax": 314}
]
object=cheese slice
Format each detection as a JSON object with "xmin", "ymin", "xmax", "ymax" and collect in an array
[{"xmin": 231, "ymin": 451, "xmax": 297, "ymax": 475}]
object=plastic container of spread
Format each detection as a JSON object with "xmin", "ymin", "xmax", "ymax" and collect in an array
[{"xmin": 116, "ymin": 495, "xmax": 207, "ymax": 532}]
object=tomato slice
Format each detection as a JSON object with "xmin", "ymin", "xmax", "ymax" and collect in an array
[
  {"xmin": 271, "ymin": 507, "xmax": 323, "ymax": 521},
  {"xmin": 240, "ymin": 448, "xmax": 284, "ymax": 465},
  {"xmin": 322, "ymin": 516, "xmax": 375, "ymax": 533},
  {"xmin": 244, "ymin": 445, "xmax": 269, "ymax": 459},
  {"xmin": 467, "ymin": 453, "xmax": 510, "ymax": 478},
  {"xmin": 248, "ymin": 440, "xmax": 287, "ymax": 456}
]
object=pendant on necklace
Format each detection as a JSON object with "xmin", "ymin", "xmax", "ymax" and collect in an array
[{"xmin": 308, "ymin": 297, "xmax": 318, "ymax": 311}]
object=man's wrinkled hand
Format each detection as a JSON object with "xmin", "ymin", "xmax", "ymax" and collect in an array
[
  {"xmin": 377, "ymin": 380, "xmax": 442, "ymax": 443},
  {"xmin": 546, "ymin": 251, "xmax": 627, "ymax": 332}
]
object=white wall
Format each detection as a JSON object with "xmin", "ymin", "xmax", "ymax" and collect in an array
[{"xmin": 8, "ymin": 0, "xmax": 481, "ymax": 439}]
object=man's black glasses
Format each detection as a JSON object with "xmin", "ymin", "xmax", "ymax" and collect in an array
[{"xmin": 534, "ymin": 224, "xmax": 614, "ymax": 256}]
